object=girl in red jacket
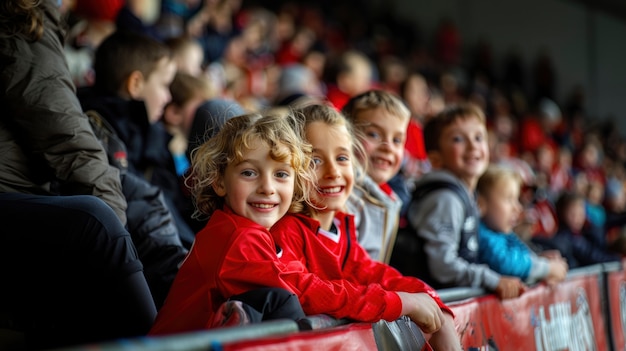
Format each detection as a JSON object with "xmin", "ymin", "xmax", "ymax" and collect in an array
[{"xmin": 271, "ymin": 104, "xmax": 462, "ymax": 350}]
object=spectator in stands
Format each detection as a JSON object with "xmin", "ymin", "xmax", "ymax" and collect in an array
[
  {"xmin": 272, "ymin": 104, "xmax": 462, "ymax": 350},
  {"xmin": 87, "ymin": 109, "xmax": 189, "ymax": 310},
  {"xmin": 115, "ymin": 0, "xmax": 163, "ymax": 39},
  {"xmin": 604, "ymin": 177, "xmax": 626, "ymax": 255},
  {"xmin": 0, "ymin": 0, "xmax": 156, "ymax": 347},
  {"xmin": 476, "ymin": 165, "xmax": 568, "ymax": 286},
  {"xmin": 163, "ymin": 72, "xmax": 214, "ymax": 176},
  {"xmin": 274, "ymin": 63, "xmax": 324, "ymax": 107},
  {"xmin": 64, "ymin": 0, "xmax": 124, "ymax": 88},
  {"xmin": 548, "ymin": 146, "xmax": 574, "ymax": 200},
  {"xmin": 399, "ymin": 71, "xmax": 432, "ymax": 183},
  {"xmin": 164, "ymin": 34, "xmax": 206, "ymax": 77},
  {"xmin": 186, "ymin": 97, "xmax": 247, "ymax": 158},
  {"xmin": 150, "ymin": 113, "xmax": 312, "ymax": 335},
  {"xmin": 540, "ymin": 191, "xmax": 621, "ymax": 268},
  {"xmin": 388, "ymin": 72, "xmax": 433, "ymax": 218},
  {"xmin": 77, "ymin": 30, "xmax": 197, "ymax": 247},
  {"xmin": 396, "ymin": 103, "xmax": 526, "ymax": 299},
  {"xmin": 574, "ymin": 137, "xmax": 606, "ymax": 187},
  {"xmin": 517, "ymin": 98, "xmax": 561, "ymax": 166},
  {"xmin": 325, "ymin": 50, "xmax": 374, "ymax": 110},
  {"xmin": 585, "ymin": 178, "xmax": 607, "ymax": 230},
  {"xmin": 342, "ymin": 90, "xmax": 410, "ymax": 263}
]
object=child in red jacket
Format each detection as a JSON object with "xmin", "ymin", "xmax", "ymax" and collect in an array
[
  {"xmin": 272, "ymin": 104, "xmax": 462, "ymax": 349},
  {"xmin": 150, "ymin": 112, "xmax": 312, "ymax": 335}
]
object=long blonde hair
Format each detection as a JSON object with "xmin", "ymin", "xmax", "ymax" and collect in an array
[
  {"xmin": 295, "ymin": 103, "xmax": 365, "ymax": 215},
  {"xmin": 188, "ymin": 112, "xmax": 315, "ymax": 219}
]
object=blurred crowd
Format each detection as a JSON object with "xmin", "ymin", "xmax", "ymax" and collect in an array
[{"xmin": 61, "ymin": 0, "xmax": 626, "ymax": 268}]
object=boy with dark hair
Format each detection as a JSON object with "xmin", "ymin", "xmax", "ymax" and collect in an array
[
  {"xmin": 78, "ymin": 30, "xmax": 193, "ymax": 307},
  {"xmin": 392, "ymin": 103, "xmax": 525, "ymax": 299},
  {"xmin": 78, "ymin": 30, "xmax": 197, "ymax": 247}
]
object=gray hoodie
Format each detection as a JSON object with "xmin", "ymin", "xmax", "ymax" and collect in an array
[
  {"xmin": 347, "ymin": 174, "xmax": 402, "ymax": 263},
  {"xmin": 406, "ymin": 170, "xmax": 501, "ymax": 290}
]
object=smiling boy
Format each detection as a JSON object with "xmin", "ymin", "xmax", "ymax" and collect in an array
[
  {"xmin": 342, "ymin": 90, "xmax": 410, "ymax": 263},
  {"xmin": 398, "ymin": 103, "xmax": 526, "ymax": 299}
]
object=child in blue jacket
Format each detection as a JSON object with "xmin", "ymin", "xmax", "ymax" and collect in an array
[{"xmin": 477, "ymin": 165, "xmax": 568, "ymax": 285}]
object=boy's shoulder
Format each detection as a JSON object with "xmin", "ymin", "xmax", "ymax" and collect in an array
[
  {"xmin": 413, "ymin": 170, "xmax": 469, "ymax": 195},
  {"xmin": 410, "ymin": 171, "xmax": 473, "ymax": 211}
]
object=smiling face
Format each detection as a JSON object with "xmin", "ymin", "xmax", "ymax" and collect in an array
[
  {"xmin": 430, "ymin": 115, "xmax": 489, "ymax": 189},
  {"xmin": 306, "ymin": 121, "xmax": 354, "ymax": 230},
  {"xmin": 479, "ymin": 177, "xmax": 522, "ymax": 233},
  {"xmin": 356, "ymin": 107, "xmax": 408, "ymax": 185},
  {"xmin": 213, "ymin": 137, "xmax": 295, "ymax": 230}
]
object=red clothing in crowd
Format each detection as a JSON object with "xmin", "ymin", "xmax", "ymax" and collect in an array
[
  {"xmin": 272, "ymin": 212, "xmax": 452, "ymax": 320},
  {"xmin": 518, "ymin": 116, "xmax": 558, "ymax": 155},
  {"xmin": 151, "ymin": 207, "xmax": 439, "ymax": 336},
  {"xmin": 405, "ymin": 119, "xmax": 427, "ymax": 161},
  {"xmin": 325, "ymin": 84, "xmax": 351, "ymax": 111},
  {"xmin": 149, "ymin": 207, "xmax": 289, "ymax": 335}
]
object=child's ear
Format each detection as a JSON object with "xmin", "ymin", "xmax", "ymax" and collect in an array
[
  {"xmin": 212, "ymin": 178, "xmax": 227, "ymax": 197},
  {"xmin": 125, "ymin": 70, "xmax": 145, "ymax": 99}
]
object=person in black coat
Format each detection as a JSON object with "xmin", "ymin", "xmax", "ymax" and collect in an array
[
  {"xmin": 534, "ymin": 191, "xmax": 621, "ymax": 268},
  {"xmin": 88, "ymin": 111, "xmax": 188, "ymax": 309},
  {"xmin": 0, "ymin": 1, "xmax": 156, "ymax": 348}
]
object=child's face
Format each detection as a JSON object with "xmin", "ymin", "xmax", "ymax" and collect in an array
[
  {"xmin": 213, "ymin": 138, "xmax": 295, "ymax": 230},
  {"xmin": 357, "ymin": 107, "xmax": 408, "ymax": 185},
  {"xmin": 563, "ymin": 199, "xmax": 586, "ymax": 232},
  {"xmin": 306, "ymin": 121, "xmax": 354, "ymax": 219},
  {"xmin": 403, "ymin": 75, "xmax": 429, "ymax": 117},
  {"xmin": 480, "ymin": 178, "xmax": 522, "ymax": 233},
  {"xmin": 139, "ymin": 57, "xmax": 177, "ymax": 124},
  {"xmin": 431, "ymin": 116, "xmax": 489, "ymax": 188},
  {"xmin": 176, "ymin": 44, "xmax": 204, "ymax": 77}
]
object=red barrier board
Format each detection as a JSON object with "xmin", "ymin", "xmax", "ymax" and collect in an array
[
  {"xmin": 449, "ymin": 275, "xmax": 607, "ymax": 350},
  {"xmin": 607, "ymin": 270, "xmax": 626, "ymax": 351},
  {"xmin": 222, "ymin": 323, "xmax": 378, "ymax": 351}
]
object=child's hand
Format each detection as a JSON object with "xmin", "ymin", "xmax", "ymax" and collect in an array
[
  {"xmin": 397, "ymin": 292, "xmax": 444, "ymax": 334},
  {"xmin": 427, "ymin": 312, "xmax": 463, "ymax": 351},
  {"xmin": 495, "ymin": 276, "xmax": 525, "ymax": 300},
  {"xmin": 545, "ymin": 257, "xmax": 568, "ymax": 286}
]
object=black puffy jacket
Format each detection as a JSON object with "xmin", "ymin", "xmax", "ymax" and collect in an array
[{"xmin": 88, "ymin": 110, "xmax": 188, "ymax": 308}]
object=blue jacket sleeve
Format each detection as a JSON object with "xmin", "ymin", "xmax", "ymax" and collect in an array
[{"xmin": 478, "ymin": 223, "xmax": 533, "ymax": 279}]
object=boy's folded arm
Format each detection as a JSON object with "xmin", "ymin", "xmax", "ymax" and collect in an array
[{"xmin": 479, "ymin": 233, "xmax": 533, "ymax": 279}]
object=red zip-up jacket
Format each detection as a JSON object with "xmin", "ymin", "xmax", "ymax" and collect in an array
[
  {"xmin": 149, "ymin": 207, "xmax": 286, "ymax": 335},
  {"xmin": 150, "ymin": 207, "xmax": 417, "ymax": 335},
  {"xmin": 272, "ymin": 212, "xmax": 453, "ymax": 320}
]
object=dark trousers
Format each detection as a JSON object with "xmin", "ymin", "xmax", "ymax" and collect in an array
[
  {"xmin": 231, "ymin": 287, "xmax": 306, "ymax": 323},
  {"xmin": 0, "ymin": 193, "xmax": 156, "ymax": 350}
]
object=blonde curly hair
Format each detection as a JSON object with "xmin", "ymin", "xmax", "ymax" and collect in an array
[{"xmin": 187, "ymin": 111, "xmax": 315, "ymax": 220}]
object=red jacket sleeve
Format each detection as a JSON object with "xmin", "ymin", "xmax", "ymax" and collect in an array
[
  {"xmin": 271, "ymin": 215, "xmax": 404, "ymax": 322},
  {"xmin": 346, "ymin": 235, "xmax": 453, "ymax": 316},
  {"xmin": 229, "ymin": 227, "xmax": 404, "ymax": 322}
]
